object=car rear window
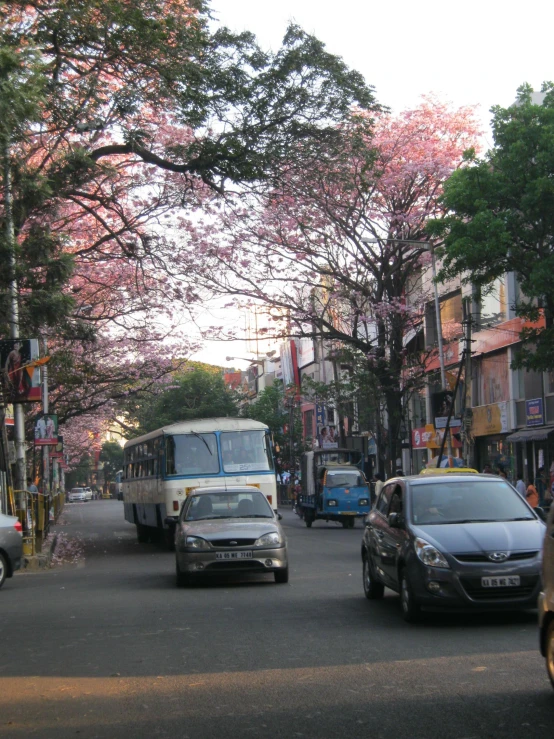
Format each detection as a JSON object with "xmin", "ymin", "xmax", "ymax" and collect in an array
[{"xmin": 411, "ymin": 480, "xmax": 535, "ymax": 525}]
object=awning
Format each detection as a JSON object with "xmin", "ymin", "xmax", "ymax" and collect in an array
[{"xmin": 506, "ymin": 426, "xmax": 554, "ymax": 443}]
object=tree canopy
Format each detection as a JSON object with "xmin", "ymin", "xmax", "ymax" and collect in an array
[
  {"xmin": 428, "ymin": 83, "xmax": 554, "ymax": 370},
  {"xmin": 183, "ymin": 98, "xmax": 480, "ymax": 472},
  {"xmin": 123, "ymin": 364, "xmax": 238, "ymax": 436},
  {"xmin": 0, "ymin": 0, "xmax": 379, "ymax": 464}
]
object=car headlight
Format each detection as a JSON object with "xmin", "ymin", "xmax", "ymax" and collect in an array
[
  {"xmin": 358, "ymin": 498, "xmax": 369, "ymax": 506},
  {"xmin": 255, "ymin": 532, "xmax": 282, "ymax": 547},
  {"xmin": 414, "ymin": 537, "xmax": 450, "ymax": 569},
  {"xmin": 327, "ymin": 499, "xmax": 338, "ymax": 506},
  {"xmin": 185, "ymin": 536, "xmax": 210, "ymax": 550}
]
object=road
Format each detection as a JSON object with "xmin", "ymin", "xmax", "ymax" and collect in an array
[{"xmin": 0, "ymin": 501, "xmax": 552, "ymax": 738}]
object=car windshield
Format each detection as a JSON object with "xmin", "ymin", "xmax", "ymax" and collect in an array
[
  {"xmin": 184, "ymin": 491, "xmax": 274, "ymax": 521},
  {"xmin": 326, "ymin": 471, "xmax": 364, "ymax": 488},
  {"xmin": 411, "ymin": 480, "xmax": 536, "ymax": 525}
]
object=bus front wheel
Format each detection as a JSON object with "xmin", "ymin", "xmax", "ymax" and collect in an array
[{"xmin": 136, "ymin": 524, "xmax": 149, "ymax": 543}]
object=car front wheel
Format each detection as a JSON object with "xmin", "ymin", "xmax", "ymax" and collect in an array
[
  {"xmin": 274, "ymin": 566, "xmax": 289, "ymax": 584},
  {"xmin": 0, "ymin": 552, "xmax": 7, "ymax": 589},
  {"xmin": 400, "ymin": 568, "xmax": 421, "ymax": 623},
  {"xmin": 362, "ymin": 552, "xmax": 384, "ymax": 600},
  {"xmin": 546, "ymin": 619, "xmax": 554, "ymax": 690}
]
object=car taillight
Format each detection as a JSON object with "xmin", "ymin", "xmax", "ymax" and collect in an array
[
  {"xmin": 14, "ymin": 520, "xmax": 23, "ymax": 534},
  {"xmin": 173, "ymin": 501, "xmax": 179, "ymax": 511}
]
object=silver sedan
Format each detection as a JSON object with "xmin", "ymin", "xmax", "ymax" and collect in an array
[
  {"xmin": 0, "ymin": 512, "xmax": 23, "ymax": 588},
  {"xmin": 173, "ymin": 486, "xmax": 288, "ymax": 586}
]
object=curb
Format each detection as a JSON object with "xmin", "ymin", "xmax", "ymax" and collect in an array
[{"xmin": 23, "ymin": 533, "xmax": 58, "ymax": 571}]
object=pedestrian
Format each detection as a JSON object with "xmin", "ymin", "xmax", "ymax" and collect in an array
[
  {"xmin": 27, "ymin": 477, "xmax": 38, "ymax": 494},
  {"xmin": 515, "ymin": 472, "xmax": 526, "ymax": 498},
  {"xmin": 497, "ymin": 468, "xmax": 508, "ymax": 480},
  {"xmin": 526, "ymin": 480, "xmax": 539, "ymax": 509},
  {"xmin": 373, "ymin": 472, "xmax": 384, "ymax": 500},
  {"xmin": 535, "ymin": 467, "xmax": 547, "ymax": 507},
  {"xmin": 482, "ymin": 463, "xmax": 493, "ymax": 474}
]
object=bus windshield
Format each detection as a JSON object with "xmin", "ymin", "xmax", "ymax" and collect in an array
[
  {"xmin": 221, "ymin": 430, "xmax": 273, "ymax": 473},
  {"xmin": 166, "ymin": 433, "xmax": 219, "ymax": 476}
]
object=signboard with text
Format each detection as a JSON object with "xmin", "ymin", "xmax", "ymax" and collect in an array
[{"xmin": 526, "ymin": 398, "xmax": 544, "ymax": 427}]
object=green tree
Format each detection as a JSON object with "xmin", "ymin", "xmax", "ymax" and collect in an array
[
  {"xmin": 428, "ymin": 83, "xmax": 554, "ymax": 370},
  {"xmin": 124, "ymin": 365, "xmax": 238, "ymax": 435},
  {"xmin": 99, "ymin": 441, "xmax": 124, "ymax": 484},
  {"xmin": 243, "ymin": 383, "xmax": 303, "ymax": 469}
]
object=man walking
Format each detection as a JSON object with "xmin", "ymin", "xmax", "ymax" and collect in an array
[{"xmin": 515, "ymin": 472, "xmax": 526, "ymax": 498}]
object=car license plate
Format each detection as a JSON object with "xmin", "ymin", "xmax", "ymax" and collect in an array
[
  {"xmin": 216, "ymin": 551, "xmax": 252, "ymax": 560},
  {"xmin": 481, "ymin": 576, "xmax": 520, "ymax": 588}
]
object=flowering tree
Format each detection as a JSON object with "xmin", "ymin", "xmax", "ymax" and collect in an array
[
  {"xmin": 183, "ymin": 98, "xmax": 481, "ymax": 472},
  {"xmin": 0, "ymin": 1, "xmax": 378, "ymax": 461}
]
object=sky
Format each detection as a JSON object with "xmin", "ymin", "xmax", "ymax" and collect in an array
[{"xmin": 190, "ymin": 0, "xmax": 554, "ymax": 369}]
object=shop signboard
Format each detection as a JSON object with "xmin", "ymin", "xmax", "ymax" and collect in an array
[
  {"xmin": 424, "ymin": 424, "xmax": 462, "ymax": 449},
  {"xmin": 526, "ymin": 398, "xmax": 544, "ymax": 427},
  {"xmin": 471, "ymin": 402, "xmax": 509, "ymax": 437},
  {"xmin": 315, "ymin": 404, "xmax": 325, "ymax": 427},
  {"xmin": 412, "ymin": 426, "xmax": 433, "ymax": 449}
]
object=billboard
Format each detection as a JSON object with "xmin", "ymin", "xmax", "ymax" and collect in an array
[
  {"xmin": 296, "ymin": 338, "xmax": 315, "ymax": 368},
  {"xmin": 0, "ymin": 339, "xmax": 41, "ymax": 402},
  {"xmin": 34, "ymin": 414, "xmax": 58, "ymax": 445}
]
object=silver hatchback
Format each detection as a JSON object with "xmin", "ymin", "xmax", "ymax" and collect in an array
[{"xmin": 173, "ymin": 486, "xmax": 288, "ymax": 586}]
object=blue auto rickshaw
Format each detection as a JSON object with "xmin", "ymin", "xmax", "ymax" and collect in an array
[{"xmin": 297, "ymin": 449, "xmax": 371, "ymax": 528}]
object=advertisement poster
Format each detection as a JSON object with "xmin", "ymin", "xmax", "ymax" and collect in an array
[
  {"xmin": 0, "ymin": 339, "xmax": 41, "ymax": 402},
  {"xmin": 34, "ymin": 414, "xmax": 58, "ymax": 445},
  {"xmin": 319, "ymin": 426, "xmax": 338, "ymax": 449},
  {"xmin": 471, "ymin": 402, "xmax": 509, "ymax": 437}
]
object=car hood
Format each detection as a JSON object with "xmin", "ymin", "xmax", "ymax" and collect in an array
[
  {"xmin": 182, "ymin": 518, "xmax": 281, "ymax": 541},
  {"xmin": 412, "ymin": 520, "xmax": 545, "ymax": 554}
]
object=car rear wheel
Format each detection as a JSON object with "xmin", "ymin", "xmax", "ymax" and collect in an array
[
  {"xmin": 0, "ymin": 552, "xmax": 7, "ymax": 589},
  {"xmin": 274, "ymin": 566, "xmax": 289, "ymax": 584},
  {"xmin": 400, "ymin": 568, "xmax": 421, "ymax": 623},
  {"xmin": 546, "ymin": 620, "xmax": 554, "ymax": 690},
  {"xmin": 362, "ymin": 552, "xmax": 384, "ymax": 600}
]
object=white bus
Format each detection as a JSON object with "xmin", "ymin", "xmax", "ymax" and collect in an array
[{"xmin": 122, "ymin": 418, "xmax": 277, "ymax": 546}]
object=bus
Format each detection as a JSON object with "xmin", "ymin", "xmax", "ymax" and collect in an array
[{"xmin": 122, "ymin": 418, "xmax": 277, "ymax": 547}]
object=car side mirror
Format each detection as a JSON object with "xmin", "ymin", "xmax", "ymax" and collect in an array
[
  {"xmin": 277, "ymin": 512, "xmax": 283, "ymax": 521},
  {"xmin": 164, "ymin": 517, "xmax": 176, "ymax": 526},
  {"xmin": 388, "ymin": 512, "xmax": 405, "ymax": 529}
]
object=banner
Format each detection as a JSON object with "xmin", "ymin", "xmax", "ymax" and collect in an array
[
  {"xmin": 472, "ymin": 402, "xmax": 509, "ymax": 437},
  {"xmin": 50, "ymin": 435, "xmax": 64, "ymax": 458},
  {"xmin": 34, "ymin": 414, "xmax": 58, "ymax": 445},
  {"xmin": 0, "ymin": 339, "xmax": 41, "ymax": 402}
]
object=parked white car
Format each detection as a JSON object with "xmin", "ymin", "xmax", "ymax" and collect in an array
[
  {"xmin": 83, "ymin": 487, "xmax": 93, "ymax": 501},
  {"xmin": 68, "ymin": 488, "xmax": 86, "ymax": 503}
]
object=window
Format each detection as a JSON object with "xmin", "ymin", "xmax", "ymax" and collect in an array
[
  {"xmin": 376, "ymin": 484, "xmax": 394, "ymax": 515},
  {"xmin": 426, "ymin": 291, "xmax": 463, "ymax": 346},
  {"xmin": 221, "ymin": 430, "xmax": 273, "ymax": 473},
  {"xmin": 166, "ymin": 433, "xmax": 219, "ymax": 476},
  {"xmin": 479, "ymin": 278, "xmax": 507, "ymax": 328}
]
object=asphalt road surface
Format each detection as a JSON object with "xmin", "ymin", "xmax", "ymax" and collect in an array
[{"xmin": 1, "ymin": 501, "xmax": 552, "ymax": 738}]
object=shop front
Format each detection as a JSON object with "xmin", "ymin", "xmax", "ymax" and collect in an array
[{"xmin": 472, "ymin": 401, "xmax": 513, "ymax": 478}]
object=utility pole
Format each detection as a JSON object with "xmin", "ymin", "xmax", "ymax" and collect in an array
[
  {"xmin": 3, "ymin": 138, "xmax": 26, "ymax": 492},
  {"xmin": 462, "ymin": 298, "xmax": 473, "ymax": 467}
]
